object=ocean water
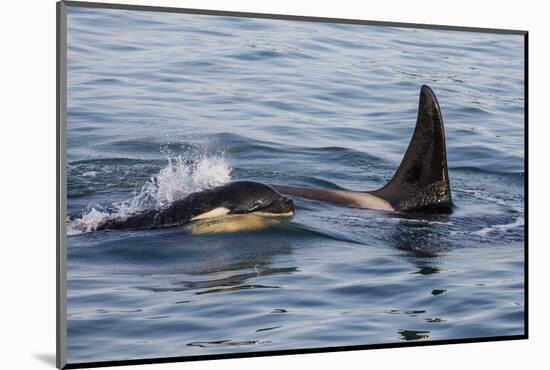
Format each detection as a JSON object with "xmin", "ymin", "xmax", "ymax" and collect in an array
[{"xmin": 65, "ymin": 6, "xmax": 525, "ymax": 364}]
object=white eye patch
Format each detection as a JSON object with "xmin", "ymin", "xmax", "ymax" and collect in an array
[{"xmin": 190, "ymin": 207, "xmax": 231, "ymax": 221}]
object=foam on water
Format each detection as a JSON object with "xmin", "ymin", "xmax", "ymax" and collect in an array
[
  {"xmin": 67, "ymin": 154, "xmax": 232, "ymax": 235},
  {"xmin": 473, "ymin": 216, "xmax": 525, "ymax": 237},
  {"xmin": 68, "ymin": 207, "xmax": 110, "ymax": 234}
]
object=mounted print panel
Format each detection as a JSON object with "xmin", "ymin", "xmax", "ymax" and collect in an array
[{"xmin": 57, "ymin": 1, "xmax": 527, "ymax": 368}]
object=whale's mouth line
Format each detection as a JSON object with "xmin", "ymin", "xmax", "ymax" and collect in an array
[
  {"xmin": 248, "ymin": 211, "xmax": 295, "ymax": 218},
  {"xmin": 190, "ymin": 208, "xmax": 294, "ymax": 222}
]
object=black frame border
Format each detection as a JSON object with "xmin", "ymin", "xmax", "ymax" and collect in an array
[{"xmin": 56, "ymin": 1, "xmax": 529, "ymax": 369}]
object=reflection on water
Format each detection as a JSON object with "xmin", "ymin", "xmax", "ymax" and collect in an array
[
  {"xmin": 139, "ymin": 267, "xmax": 297, "ymax": 294},
  {"xmin": 187, "ymin": 339, "xmax": 271, "ymax": 348},
  {"xmin": 399, "ymin": 330, "xmax": 430, "ymax": 341}
]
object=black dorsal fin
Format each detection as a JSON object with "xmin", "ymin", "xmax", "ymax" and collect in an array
[{"xmin": 370, "ymin": 85, "xmax": 453, "ymax": 212}]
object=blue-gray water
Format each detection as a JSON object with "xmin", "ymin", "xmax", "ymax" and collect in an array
[{"xmin": 65, "ymin": 6, "xmax": 525, "ymax": 364}]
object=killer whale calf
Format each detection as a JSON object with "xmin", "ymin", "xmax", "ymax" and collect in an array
[
  {"xmin": 92, "ymin": 84, "xmax": 451, "ymax": 232},
  {"xmin": 94, "ymin": 181, "xmax": 294, "ymax": 231},
  {"xmin": 273, "ymin": 85, "xmax": 453, "ymax": 213}
]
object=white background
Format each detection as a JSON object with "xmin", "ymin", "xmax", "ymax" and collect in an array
[{"xmin": 1, "ymin": 0, "xmax": 546, "ymax": 369}]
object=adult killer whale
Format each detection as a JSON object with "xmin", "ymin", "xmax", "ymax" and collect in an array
[
  {"xmin": 273, "ymin": 85, "xmax": 453, "ymax": 213},
  {"xmin": 94, "ymin": 181, "xmax": 295, "ymax": 231},
  {"xmin": 91, "ymin": 84, "xmax": 450, "ymax": 232}
]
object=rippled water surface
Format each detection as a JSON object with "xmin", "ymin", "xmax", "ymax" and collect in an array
[{"xmin": 65, "ymin": 6, "xmax": 525, "ymax": 364}]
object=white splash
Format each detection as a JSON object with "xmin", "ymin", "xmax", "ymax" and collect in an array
[
  {"xmin": 67, "ymin": 154, "xmax": 232, "ymax": 235},
  {"xmin": 67, "ymin": 206, "xmax": 110, "ymax": 235}
]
